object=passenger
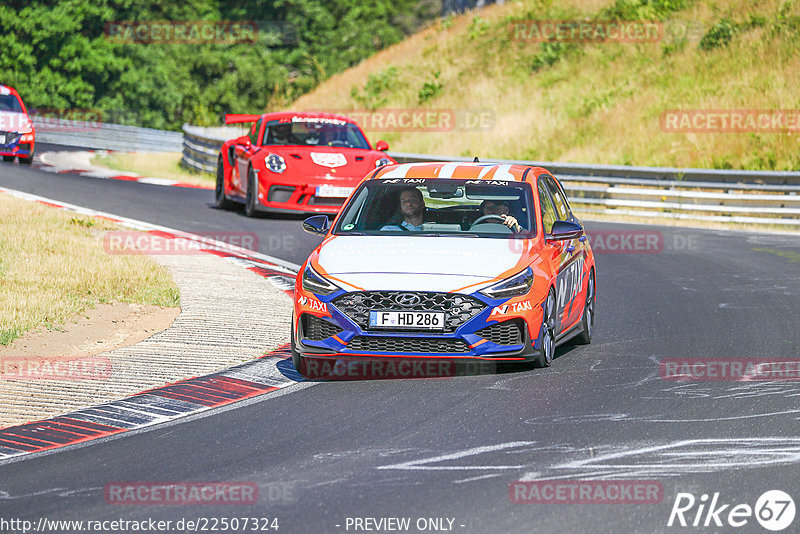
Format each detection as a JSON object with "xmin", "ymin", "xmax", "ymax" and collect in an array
[{"xmin": 380, "ymin": 187, "xmax": 426, "ymax": 231}]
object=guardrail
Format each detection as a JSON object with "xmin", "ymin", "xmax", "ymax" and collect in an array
[
  {"xmin": 181, "ymin": 124, "xmax": 246, "ymax": 173},
  {"xmin": 181, "ymin": 127, "xmax": 800, "ymax": 227},
  {"xmin": 35, "ymin": 119, "xmax": 182, "ymax": 152}
]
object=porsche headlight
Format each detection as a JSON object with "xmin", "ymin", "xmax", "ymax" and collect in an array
[
  {"xmin": 375, "ymin": 157, "xmax": 392, "ymax": 168},
  {"xmin": 302, "ymin": 264, "xmax": 341, "ymax": 296},
  {"xmin": 266, "ymin": 153, "xmax": 286, "ymax": 173},
  {"xmin": 479, "ymin": 267, "xmax": 534, "ymax": 300}
]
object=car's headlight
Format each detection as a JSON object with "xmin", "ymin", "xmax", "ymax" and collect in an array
[
  {"xmin": 479, "ymin": 267, "xmax": 534, "ymax": 300},
  {"xmin": 266, "ymin": 153, "xmax": 286, "ymax": 173},
  {"xmin": 375, "ymin": 157, "xmax": 392, "ymax": 168},
  {"xmin": 302, "ymin": 264, "xmax": 341, "ymax": 296},
  {"xmin": 20, "ymin": 133, "xmax": 34, "ymax": 142}
]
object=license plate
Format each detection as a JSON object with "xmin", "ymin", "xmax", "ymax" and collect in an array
[
  {"xmin": 316, "ymin": 185, "xmax": 354, "ymax": 198},
  {"xmin": 369, "ymin": 310, "xmax": 445, "ymax": 330}
]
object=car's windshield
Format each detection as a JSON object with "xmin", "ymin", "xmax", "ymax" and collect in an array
[
  {"xmin": 333, "ymin": 177, "xmax": 535, "ymax": 238},
  {"xmin": 261, "ymin": 118, "xmax": 370, "ymax": 149},
  {"xmin": 0, "ymin": 94, "xmax": 24, "ymax": 113}
]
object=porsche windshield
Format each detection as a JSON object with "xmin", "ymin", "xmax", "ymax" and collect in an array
[
  {"xmin": 334, "ymin": 178, "xmax": 535, "ymax": 237},
  {"xmin": 261, "ymin": 118, "xmax": 370, "ymax": 149}
]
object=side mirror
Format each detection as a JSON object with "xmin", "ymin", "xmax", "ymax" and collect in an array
[
  {"xmin": 375, "ymin": 140, "xmax": 389, "ymax": 151},
  {"xmin": 235, "ymin": 135, "xmax": 251, "ymax": 146},
  {"xmin": 548, "ymin": 220, "xmax": 583, "ymax": 241},
  {"xmin": 303, "ymin": 215, "xmax": 330, "ymax": 236}
]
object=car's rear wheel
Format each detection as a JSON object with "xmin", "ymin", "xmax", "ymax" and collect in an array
[
  {"xmin": 535, "ymin": 289, "xmax": 556, "ymax": 368},
  {"xmin": 3, "ymin": 155, "xmax": 15, "ymax": 162},
  {"xmin": 575, "ymin": 271, "xmax": 595, "ymax": 345},
  {"xmin": 245, "ymin": 166, "xmax": 257, "ymax": 217},
  {"xmin": 215, "ymin": 156, "xmax": 233, "ymax": 209}
]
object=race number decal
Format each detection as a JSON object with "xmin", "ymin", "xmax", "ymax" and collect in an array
[{"xmin": 556, "ymin": 257, "xmax": 584, "ymax": 317}]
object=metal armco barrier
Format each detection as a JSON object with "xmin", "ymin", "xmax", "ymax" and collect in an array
[
  {"xmin": 181, "ymin": 124, "xmax": 247, "ymax": 173},
  {"xmin": 180, "ymin": 127, "xmax": 800, "ymax": 226},
  {"xmin": 35, "ymin": 119, "xmax": 182, "ymax": 152}
]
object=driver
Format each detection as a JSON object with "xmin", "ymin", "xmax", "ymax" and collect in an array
[
  {"xmin": 479, "ymin": 200, "xmax": 522, "ymax": 232},
  {"xmin": 380, "ymin": 187, "xmax": 426, "ymax": 231},
  {"xmin": 270, "ymin": 123, "xmax": 300, "ymax": 145}
]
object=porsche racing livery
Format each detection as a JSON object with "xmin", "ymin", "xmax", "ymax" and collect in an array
[
  {"xmin": 291, "ymin": 162, "xmax": 596, "ymax": 376},
  {"xmin": 215, "ymin": 111, "xmax": 395, "ymax": 216}
]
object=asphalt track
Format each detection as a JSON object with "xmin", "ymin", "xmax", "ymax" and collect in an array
[{"xmin": 2, "ymin": 148, "xmax": 800, "ymax": 533}]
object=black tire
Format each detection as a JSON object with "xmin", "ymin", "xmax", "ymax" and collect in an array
[
  {"xmin": 291, "ymin": 326, "xmax": 306, "ymax": 376},
  {"xmin": 535, "ymin": 289, "xmax": 556, "ymax": 368},
  {"xmin": 575, "ymin": 271, "xmax": 595, "ymax": 345},
  {"xmin": 245, "ymin": 166, "xmax": 258, "ymax": 217},
  {"xmin": 2, "ymin": 155, "xmax": 15, "ymax": 162},
  {"xmin": 19, "ymin": 154, "xmax": 33, "ymax": 165},
  {"xmin": 215, "ymin": 156, "xmax": 234, "ymax": 209}
]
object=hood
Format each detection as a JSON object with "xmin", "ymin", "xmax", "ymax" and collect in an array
[
  {"xmin": 260, "ymin": 145, "xmax": 388, "ymax": 182},
  {"xmin": 316, "ymin": 236, "xmax": 528, "ymax": 292},
  {"xmin": 0, "ymin": 111, "xmax": 31, "ymax": 133}
]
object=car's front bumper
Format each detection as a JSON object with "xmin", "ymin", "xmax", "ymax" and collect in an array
[
  {"xmin": 253, "ymin": 175, "xmax": 357, "ymax": 214},
  {"xmin": 0, "ymin": 131, "xmax": 34, "ymax": 157},
  {"xmin": 293, "ymin": 290, "xmax": 545, "ymax": 365}
]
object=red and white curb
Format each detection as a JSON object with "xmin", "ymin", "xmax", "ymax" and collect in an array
[
  {"xmin": 0, "ymin": 186, "xmax": 303, "ymax": 462},
  {"xmin": 35, "ymin": 150, "xmax": 213, "ymax": 190}
]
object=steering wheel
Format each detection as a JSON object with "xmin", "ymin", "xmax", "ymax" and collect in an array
[{"xmin": 471, "ymin": 214, "xmax": 506, "ymax": 226}]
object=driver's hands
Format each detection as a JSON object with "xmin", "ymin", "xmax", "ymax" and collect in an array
[{"xmin": 501, "ymin": 214, "xmax": 522, "ymax": 233}]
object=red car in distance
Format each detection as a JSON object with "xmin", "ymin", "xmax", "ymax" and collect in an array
[
  {"xmin": 215, "ymin": 112, "xmax": 395, "ymax": 216},
  {"xmin": 0, "ymin": 85, "xmax": 35, "ymax": 165}
]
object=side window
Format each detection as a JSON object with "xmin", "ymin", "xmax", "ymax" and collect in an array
[
  {"xmin": 249, "ymin": 119, "xmax": 262, "ymax": 145},
  {"xmin": 546, "ymin": 176, "xmax": 570, "ymax": 221},
  {"xmin": 537, "ymin": 179, "xmax": 557, "ymax": 234}
]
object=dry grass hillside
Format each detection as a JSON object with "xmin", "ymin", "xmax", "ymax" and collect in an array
[{"xmin": 291, "ymin": 0, "xmax": 800, "ymax": 170}]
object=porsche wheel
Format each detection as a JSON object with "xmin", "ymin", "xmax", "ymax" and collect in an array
[
  {"xmin": 575, "ymin": 271, "xmax": 595, "ymax": 345},
  {"xmin": 215, "ymin": 156, "xmax": 234, "ymax": 210},
  {"xmin": 2, "ymin": 155, "xmax": 14, "ymax": 162},
  {"xmin": 245, "ymin": 166, "xmax": 258, "ymax": 217},
  {"xmin": 535, "ymin": 289, "xmax": 556, "ymax": 368}
]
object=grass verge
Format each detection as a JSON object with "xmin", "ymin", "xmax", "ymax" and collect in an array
[
  {"xmin": 0, "ymin": 193, "xmax": 180, "ymax": 345},
  {"xmin": 92, "ymin": 151, "xmax": 215, "ymax": 187}
]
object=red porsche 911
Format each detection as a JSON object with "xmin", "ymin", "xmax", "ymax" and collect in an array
[{"xmin": 215, "ymin": 112, "xmax": 396, "ymax": 216}]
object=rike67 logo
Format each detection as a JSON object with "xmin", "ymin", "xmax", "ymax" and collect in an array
[{"xmin": 668, "ymin": 490, "xmax": 795, "ymax": 531}]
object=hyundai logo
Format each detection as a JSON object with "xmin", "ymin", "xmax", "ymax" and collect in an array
[{"xmin": 394, "ymin": 293, "xmax": 421, "ymax": 306}]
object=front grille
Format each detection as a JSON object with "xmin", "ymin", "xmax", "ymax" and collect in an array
[
  {"xmin": 302, "ymin": 314, "xmax": 343, "ymax": 341},
  {"xmin": 308, "ymin": 196, "xmax": 345, "ymax": 206},
  {"xmin": 268, "ymin": 185, "xmax": 294, "ymax": 203},
  {"xmin": 0, "ymin": 131, "xmax": 20, "ymax": 146},
  {"xmin": 332, "ymin": 292, "xmax": 486, "ymax": 333},
  {"xmin": 348, "ymin": 336, "xmax": 470, "ymax": 353},
  {"xmin": 476, "ymin": 319, "xmax": 524, "ymax": 346}
]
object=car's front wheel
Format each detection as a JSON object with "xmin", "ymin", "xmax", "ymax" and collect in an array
[
  {"xmin": 2, "ymin": 155, "xmax": 14, "ymax": 162},
  {"xmin": 245, "ymin": 166, "xmax": 258, "ymax": 217},
  {"xmin": 291, "ymin": 326, "xmax": 306, "ymax": 376},
  {"xmin": 535, "ymin": 289, "xmax": 556, "ymax": 368},
  {"xmin": 215, "ymin": 156, "xmax": 233, "ymax": 209}
]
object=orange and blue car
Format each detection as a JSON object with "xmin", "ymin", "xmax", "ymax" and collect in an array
[
  {"xmin": 291, "ymin": 161, "xmax": 596, "ymax": 376},
  {"xmin": 215, "ymin": 111, "xmax": 395, "ymax": 216}
]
